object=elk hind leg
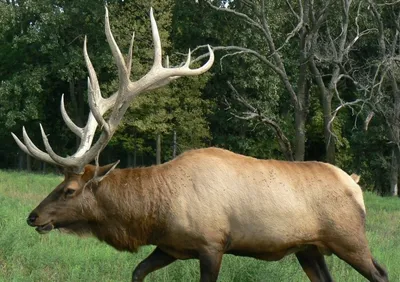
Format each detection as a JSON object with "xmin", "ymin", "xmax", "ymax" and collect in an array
[
  {"xmin": 329, "ymin": 240, "xmax": 388, "ymax": 282},
  {"xmin": 132, "ymin": 247, "xmax": 176, "ymax": 282},
  {"xmin": 295, "ymin": 245, "xmax": 333, "ymax": 282},
  {"xmin": 199, "ymin": 248, "xmax": 224, "ymax": 282}
]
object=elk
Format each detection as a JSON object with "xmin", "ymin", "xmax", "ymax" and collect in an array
[{"xmin": 12, "ymin": 7, "xmax": 388, "ymax": 282}]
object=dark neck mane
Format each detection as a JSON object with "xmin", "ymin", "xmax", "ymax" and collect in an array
[{"xmin": 89, "ymin": 165, "xmax": 172, "ymax": 252}]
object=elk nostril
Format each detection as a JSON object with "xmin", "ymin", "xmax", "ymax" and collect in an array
[{"xmin": 27, "ymin": 212, "xmax": 38, "ymax": 226}]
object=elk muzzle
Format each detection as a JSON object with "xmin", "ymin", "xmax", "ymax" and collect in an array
[
  {"xmin": 27, "ymin": 212, "xmax": 38, "ymax": 226},
  {"xmin": 27, "ymin": 211, "xmax": 54, "ymax": 234}
]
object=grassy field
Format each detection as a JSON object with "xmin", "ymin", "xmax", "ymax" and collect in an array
[{"xmin": 1, "ymin": 170, "xmax": 399, "ymax": 282}]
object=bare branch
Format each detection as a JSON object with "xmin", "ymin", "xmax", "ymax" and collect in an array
[
  {"xmin": 343, "ymin": 2, "xmax": 377, "ymax": 56},
  {"xmin": 389, "ymin": 12, "xmax": 400, "ymax": 56},
  {"xmin": 376, "ymin": 0, "xmax": 400, "ymax": 6},
  {"xmin": 273, "ymin": 4, "xmax": 304, "ymax": 55},
  {"xmin": 205, "ymin": 0, "xmax": 263, "ymax": 31},
  {"xmin": 226, "ymin": 81, "xmax": 294, "ymax": 161},
  {"xmin": 368, "ymin": 0, "xmax": 386, "ymax": 53},
  {"xmin": 313, "ymin": 0, "xmax": 331, "ymax": 29},
  {"xmin": 189, "ymin": 44, "xmax": 298, "ymax": 104},
  {"xmin": 364, "ymin": 111, "xmax": 375, "ymax": 131},
  {"xmin": 328, "ymin": 98, "xmax": 365, "ymax": 143},
  {"xmin": 285, "ymin": 0, "xmax": 300, "ymax": 19}
]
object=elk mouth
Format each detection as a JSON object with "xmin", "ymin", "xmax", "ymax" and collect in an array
[{"xmin": 35, "ymin": 223, "xmax": 54, "ymax": 234}]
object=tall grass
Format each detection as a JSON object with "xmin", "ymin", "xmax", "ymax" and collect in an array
[{"xmin": 1, "ymin": 170, "xmax": 399, "ymax": 281}]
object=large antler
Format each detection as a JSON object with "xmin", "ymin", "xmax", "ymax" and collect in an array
[{"xmin": 12, "ymin": 7, "xmax": 214, "ymax": 172}]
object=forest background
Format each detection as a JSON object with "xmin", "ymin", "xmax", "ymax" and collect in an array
[{"xmin": 1, "ymin": 0, "xmax": 400, "ymax": 196}]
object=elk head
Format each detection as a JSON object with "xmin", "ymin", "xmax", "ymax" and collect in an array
[
  {"xmin": 12, "ymin": 7, "xmax": 214, "ymax": 234},
  {"xmin": 26, "ymin": 162, "xmax": 119, "ymax": 234}
]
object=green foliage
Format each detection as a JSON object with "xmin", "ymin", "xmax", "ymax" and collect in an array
[{"xmin": 0, "ymin": 66, "xmax": 47, "ymax": 128}]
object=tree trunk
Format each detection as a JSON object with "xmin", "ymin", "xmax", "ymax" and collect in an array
[
  {"xmin": 172, "ymin": 131, "xmax": 177, "ymax": 158},
  {"xmin": 390, "ymin": 148, "xmax": 398, "ymax": 196},
  {"xmin": 18, "ymin": 152, "xmax": 24, "ymax": 170},
  {"xmin": 133, "ymin": 140, "xmax": 137, "ymax": 167},
  {"xmin": 42, "ymin": 162, "xmax": 47, "ymax": 174},
  {"xmin": 322, "ymin": 92, "xmax": 335, "ymax": 164},
  {"xmin": 156, "ymin": 134, "xmax": 161, "ymax": 165},
  {"xmin": 389, "ymin": 71, "xmax": 400, "ymax": 196},
  {"xmin": 26, "ymin": 153, "xmax": 32, "ymax": 172},
  {"xmin": 294, "ymin": 55, "xmax": 309, "ymax": 162},
  {"xmin": 309, "ymin": 56, "xmax": 338, "ymax": 164},
  {"xmin": 69, "ymin": 79, "xmax": 84, "ymax": 148},
  {"xmin": 293, "ymin": 0, "xmax": 311, "ymax": 162},
  {"xmin": 294, "ymin": 107, "xmax": 306, "ymax": 161},
  {"xmin": 127, "ymin": 154, "xmax": 132, "ymax": 167}
]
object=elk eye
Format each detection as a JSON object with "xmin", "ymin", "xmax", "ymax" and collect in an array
[{"xmin": 65, "ymin": 188, "xmax": 76, "ymax": 196}]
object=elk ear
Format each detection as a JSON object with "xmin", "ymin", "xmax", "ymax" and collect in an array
[
  {"xmin": 82, "ymin": 160, "xmax": 120, "ymax": 183},
  {"xmin": 93, "ymin": 160, "xmax": 120, "ymax": 182},
  {"xmin": 350, "ymin": 173, "xmax": 360, "ymax": 184}
]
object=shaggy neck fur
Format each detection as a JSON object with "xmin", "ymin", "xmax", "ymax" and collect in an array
[{"xmin": 86, "ymin": 164, "xmax": 173, "ymax": 252}]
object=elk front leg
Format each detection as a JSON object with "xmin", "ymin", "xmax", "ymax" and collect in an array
[
  {"xmin": 295, "ymin": 245, "xmax": 333, "ymax": 282},
  {"xmin": 132, "ymin": 247, "xmax": 176, "ymax": 282},
  {"xmin": 199, "ymin": 249, "xmax": 223, "ymax": 282}
]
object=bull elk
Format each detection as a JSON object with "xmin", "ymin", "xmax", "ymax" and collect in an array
[{"xmin": 12, "ymin": 7, "xmax": 388, "ymax": 282}]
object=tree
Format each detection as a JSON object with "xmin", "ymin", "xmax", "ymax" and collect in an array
[
  {"xmin": 307, "ymin": 0, "xmax": 372, "ymax": 164},
  {"xmin": 194, "ymin": 0, "xmax": 311, "ymax": 161},
  {"xmin": 0, "ymin": 0, "xmax": 54, "ymax": 170},
  {"xmin": 356, "ymin": 0, "xmax": 400, "ymax": 195}
]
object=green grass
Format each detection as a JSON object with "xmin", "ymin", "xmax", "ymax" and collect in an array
[{"xmin": 1, "ymin": 170, "xmax": 399, "ymax": 282}]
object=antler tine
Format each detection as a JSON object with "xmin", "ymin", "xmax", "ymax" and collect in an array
[
  {"xmin": 75, "ymin": 129, "xmax": 110, "ymax": 167},
  {"xmin": 20, "ymin": 127, "xmax": 58, "ymax": 165},
  {"xmin": 72, "ymin": 112, "xmax": 99, "ymax": 158},
  {"xmin": 11, "ymin": 131, "xmax": 58, "ymax": 166},
  {"xmin": 83, "ymin": 36, "xmax": 101, "ymax": 102},
  {"xmin": 39, "ymin": 124, "xmax": 77, "ymax": 167},
  {"xmin": 105, "ymin": 7, "xmax": 130, "ymax": 87},
  {"xmin": 184, "ymin": 49, "xmax": 191, "ymax": 68},
  {"xmin": 61, "ymin": 37, "xmax": 111, "ymax": 161},
  {"xmin": 86, "ymin": 77, "xmax": 109, "ymax": 132},
  {"xmin": 60, "ymin": 94, "xmax": 83, "ymax": 137},
  {"xmin": 129, "ymin": 10, "xmax": 214, "ymax": 93},
  {"xmin": 11, "ymin": 133, "xmax": 31, "ymax": 156},
  {"xmin": 166, "ymin": 55, "xmax": 170, "ymax": 68},
  {"xmin": 83, "ymin": 37, "xmax": 108, "ymax": 129},
  {"xmin": 175, "ymin": 45, "xmax": 215, "ymax": 75},
  {"xmin": 150, "ymin": 7, "xmax": 162, "ymax": 67},
  {"xmin": 126, "ymin": 32, "xmax": 135, "ymax": 75},
  {"xmin": 146, "ymin": 46, "xmax": 214, "ymax": 91}
]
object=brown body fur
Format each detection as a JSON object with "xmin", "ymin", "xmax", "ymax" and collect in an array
[{"xmin": 28, "ymin": 147, "xmax": 388, "ymax": 282}]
